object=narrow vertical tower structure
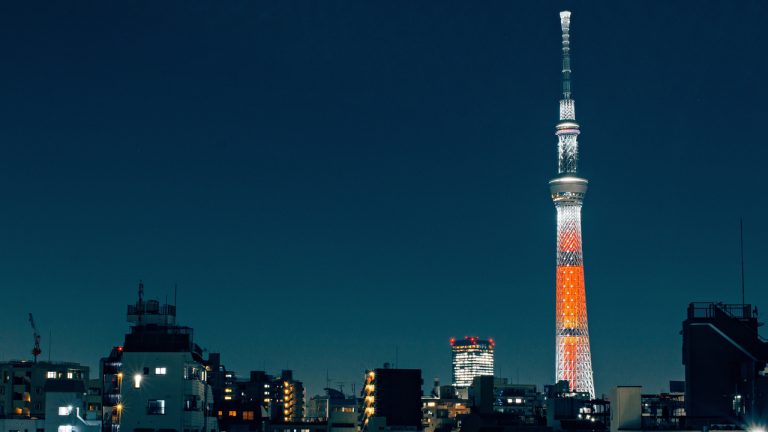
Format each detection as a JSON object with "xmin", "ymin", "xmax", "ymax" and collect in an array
[{"xmin": 549, "ymin": 10, "xmax": 595, "ymax": 398}]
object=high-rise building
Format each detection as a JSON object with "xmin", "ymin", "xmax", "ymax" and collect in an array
[
  {"xmin": 450, "ymin": 337, "xmax": 494, "ymax": 389},
  {"xmin": 549, "ymin": 10, "xmax": 596, "ymax": 398}
]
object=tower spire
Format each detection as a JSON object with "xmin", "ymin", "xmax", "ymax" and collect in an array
[
  {"xmin": 560, "ymin": 11, "xmax": 572, "ymax": 99},
  {"xmin": 549, "ymin": 11, "xmax": 595, "ymax": 399}
]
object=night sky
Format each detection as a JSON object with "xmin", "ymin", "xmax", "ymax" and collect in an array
[{"xmin": 1, "ymin": 1, "xmax": 767, "ymax": 398}]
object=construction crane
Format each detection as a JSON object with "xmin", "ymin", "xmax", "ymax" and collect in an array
[{"xmin": 28, "ymin": 313, "xmax": 41, "ymax": 363}]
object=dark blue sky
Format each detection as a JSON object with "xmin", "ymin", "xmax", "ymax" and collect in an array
[{"xmin": 0, "ymin": 1, "xmax": 767, "ymax": 397}]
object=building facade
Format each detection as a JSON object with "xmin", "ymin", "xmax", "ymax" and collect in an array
[
  {"xmin": 268, "ymin": 371, "xmax": 304, "ymax": 424},
  {"xmin": 361, "ymin": 366, "xmax": 422, "ymax": 431},
  {"xmin": 682, "ymin": 302, "xmax": 768, "ymax": 427},
  {"xmin": 450, "ymin": 337, "xmax": 494, "ymax": 389},
  {"xmin": 0, "ymin": 361, "xmax": 89, "ymax": 419},
  {"xmin": 118, "ymin": 283, "xmax": 217, "ymax": 432}
]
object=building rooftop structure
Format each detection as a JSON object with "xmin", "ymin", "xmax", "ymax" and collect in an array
[{"xmin": 683, "ymin": 302, "xmax": 768, "ymax": 428}]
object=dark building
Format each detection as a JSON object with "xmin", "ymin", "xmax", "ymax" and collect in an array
[
  {"xmin": 544, "ymin": 381, "xmax": 609, "ymax": 432},
  {"xmin": 206, "ymin": 356, "xmax": 266, "ymax": 432},
  {"xmin": 99, "ymin": 346, "xmax": 123, "ymax": 432},
  {"xmin": 362, "ymin": 366, "xmax": 422, "ymax": 430},
  {"xmin": 640, "ymin": 392, "xmax": 685, "ymax": 430},
  {"xmin": 269, "ymin": 370, "xmax": 305, "ymax": 423},
  {"xmin": 682, "ymin": 302, "xmax": 768, "ymax": 427}
]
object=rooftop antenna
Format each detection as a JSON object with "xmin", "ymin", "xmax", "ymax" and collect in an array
[
  {"xmin": 740, "ymin": 219, "xmax": 746, "ymax": 309},
  {"xmin": 395, "ymin": 345, "xmax": 399, "ymax": 368},
  {"xmin": 138, "ymin": 280, "xmax": 145, "ymax": 326}
]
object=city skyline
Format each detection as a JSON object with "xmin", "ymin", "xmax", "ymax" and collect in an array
[{"xmin": 1, "ymin": 1, "xmax": 768, "ymax": 399}]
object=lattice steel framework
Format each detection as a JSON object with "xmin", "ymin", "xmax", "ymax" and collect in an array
[{"xmin": 549, "ymin": 11, "xmax": 595, "ymax": 398}]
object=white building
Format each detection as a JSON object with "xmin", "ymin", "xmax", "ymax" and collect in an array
[
  {"xmin": 118, "ymin": 283, "xmax": 217, "ymax": 432},
  {"xmin": 43, "ymin": 380, "xmax": 100, "ymax": 432}
]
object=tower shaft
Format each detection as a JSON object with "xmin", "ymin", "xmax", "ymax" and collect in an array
[{"xmin": 550, "ymin": 11, "xmax": 595, "ymax": 398}]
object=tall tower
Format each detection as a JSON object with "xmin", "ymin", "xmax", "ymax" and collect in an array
[{"xmin": 549, "ymin": 10, "xmax": 595, "ymax": 398}]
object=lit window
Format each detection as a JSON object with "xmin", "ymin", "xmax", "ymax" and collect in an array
[
  {"xmin": 147, "ymin": 400, "xmax": 165, "ymax": 415},
  {"xmin": 66, "ymin": 372, "xmax": 73, "ymax": 379},
  {"xmin": 47, "ymin": 372, "xmax": 57, "ymax": 379},
  {"xmin": 228, "ymin": 410, "xmax": 237, "ymax": 417},
  {"xmin": 58, "ymin": 406, "xmax": 72, "ymax": 416},
  {"xmin": 155, "ymin": 367, "xmax": 167, "ymax": 375},
  {"xmin": 133, "ymin": 374, "xmax": 142, "ymax": 388},
  {"xmin": 224, "ymin": 396, "xmax": 232, "ymax": 401},
  {"xmin": 58, "ymin": 426, "xmax": 73, "ymax": 432},
  {"xmin": 243, "ymin": 411, "xmax": 254, "ymax": 420},
  {"xmin": 224, "ymin": 388, "xmax": 232, "ymax": 393}
]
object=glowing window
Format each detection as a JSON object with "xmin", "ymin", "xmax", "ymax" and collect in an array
[
  {"xmin": 155, "ymin": 367, "xmax": 167, "ymax": 375},
  {"xmin": 58, "ymin": 406, "xmax": 72, "ymax": 416},
  {"xmin": 66, "ymin": 372, "xmax": 73, "ymax": 379},
  {"xmin": 47, "ymin": 372, "xmax": 57, "ymax": 379},
  {"xmin": 147, "ymin": 399, "xmax": 165, "ymax": 415},
  {"xmin": 228, "ymin": 410, "xmax": 237, "ymax": 417}
]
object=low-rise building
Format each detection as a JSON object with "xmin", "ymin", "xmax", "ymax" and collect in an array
[{"xmin": 0, "ymin": 361, "xmax": 89, "ymax": 419}]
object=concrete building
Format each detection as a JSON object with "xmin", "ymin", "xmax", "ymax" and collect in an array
[
  {"xmin": 361, "ymin": 365, "xmax": 422, "ymax": 431},
  {"xmin": 118, "ymin": 282, "xmax": 217, "ymax": 432},
  {"xmin": 544, "ymin": 381, "xmax": 609, "ymax": 432},
  {"xmin": 609, "ymin": 384, "xmax": 686, "ymax": 432},
  {"xmin": 494, "ymin": 383, "xmax": 544, "ymax": 425},
  {"xmin": 421, "ymin": 388, "xmax": 469, "ymax": 432},
  {"xmin": 609, "ymin": 387, "xmax": 640, "ymax": 432},
  {"xmin": 305, "ymin": 389, "xmax": 355, "ymax": 423},
  {"xmin": 0, "ymin": 417, "xmax": 45, "ymax": 432},
  {"xmin": 682, "ymin": 302, "xmax": 768, "ymax": 427},
  {"xmin": 0, "ymin": 361, "xmax": 89, "ymax": 419},
  {"xmin": 99, "ymin": 346, "xmax": 123, "ymax": 432},
  {"xmin": 204, "ymin": 358, "xmax": 264, "ymax": 432},
  {"xmin": 43, "ymin": 379, "xmax": 100, "ymax": 432},
  {"xmin": 268, "ymin": 371, "xmax": 304, "ymax": 424}
]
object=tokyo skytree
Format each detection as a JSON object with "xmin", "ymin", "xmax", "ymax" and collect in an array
[{"xmin": 549, "ymin": 10, "xmax": 595, "ymax": 398}]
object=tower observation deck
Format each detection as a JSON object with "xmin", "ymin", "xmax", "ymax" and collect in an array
[{"xmin": 549, "ymin": 11, "xmax": 595, "ymax": 398}]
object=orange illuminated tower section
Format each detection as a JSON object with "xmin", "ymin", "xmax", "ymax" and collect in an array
[{"xmin": 549, "ymin": 11, "xmax": 595, "ymax": 398}]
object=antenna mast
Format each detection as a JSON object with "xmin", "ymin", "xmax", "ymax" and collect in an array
[
  {"xmin": 560, "ymin": 11, "xmax": 572, "ymax": 99},
  {"xmin": 740, "ymin": 219, "xmax": 745, "ymax": 308}
]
